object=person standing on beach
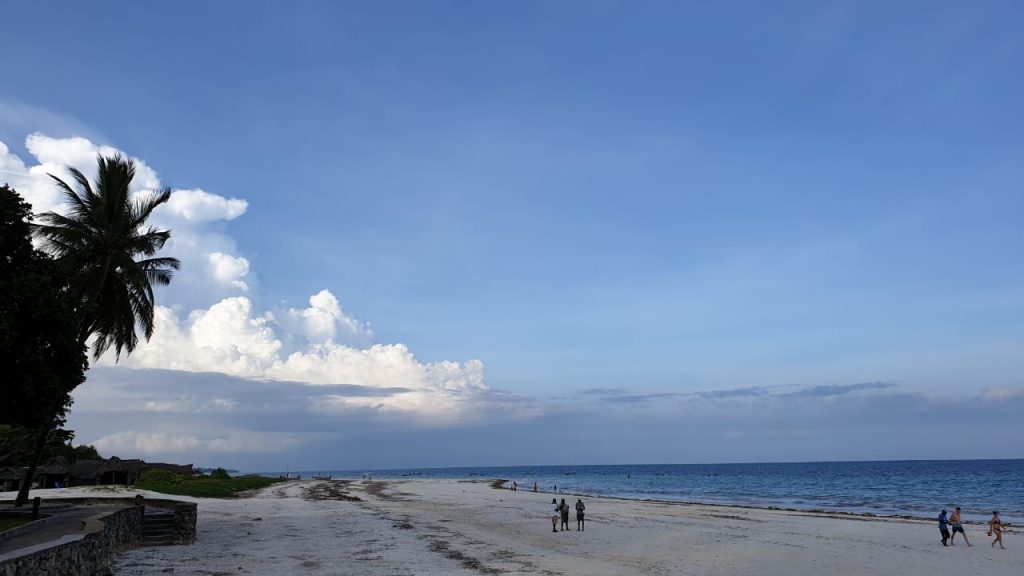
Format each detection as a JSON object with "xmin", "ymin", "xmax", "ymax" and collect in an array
[
  {"xmin": 559, "ymin": 498, "xmax": 570, "ymax": 531},
  {"xmin": 987, "ymin": 511, "xmax": 1005, "ymax": 549},
  {"xmin": 949, "ymin": 507, "xmax": 971, "ymax": 546},
  {"xmin": 533, "ymin": 482, "xmax": 538, "ymax": 493},
  {"xmin": 575, "ymin": 498, "xmax": 586, "ymax": 531},
  {"xmin": 551, "ymin": 499, "xmax": 559, "ymax": 532},
  {"xmin": 938, "ymin": 509, "xmax": 950, "ymax": 546}
]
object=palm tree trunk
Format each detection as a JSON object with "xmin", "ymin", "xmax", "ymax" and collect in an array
[{"xmin": 15, "ymin": 426, "xmax": 50, "ymax": 507}]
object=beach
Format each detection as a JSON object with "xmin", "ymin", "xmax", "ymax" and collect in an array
[{"xmin": 52, "ymin": 479, "xmax": 1015, "ymax": 575}]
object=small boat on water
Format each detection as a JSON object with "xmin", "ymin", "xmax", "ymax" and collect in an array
[{"xmin": 312, "ymin": 474, "xmax": 332, "ymax": 480}]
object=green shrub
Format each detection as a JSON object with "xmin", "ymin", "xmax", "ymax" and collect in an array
[
  {"xmin": 139, "ymin": 469, "xmax": 184, "ymax": 485},
  {"xmin": 209, "ymin": 467, "xmax": 231, "ymax": 480},
  {"xmin": 135, "ymin": 473, "xmax": 284, "ymax": 498}
]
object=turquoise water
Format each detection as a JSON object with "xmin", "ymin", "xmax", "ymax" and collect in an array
[{"xmin": 280, "ymin": 459, "xmax": 1024, "ymax": 523}]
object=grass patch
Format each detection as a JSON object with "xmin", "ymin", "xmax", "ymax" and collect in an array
[
  {"xmin": 136, "ymin": 470, "xmax": 286, "ymax": 498},
  {"xmin": 0, "ymin": 516, "xmax": 32, "ymax": 533}
]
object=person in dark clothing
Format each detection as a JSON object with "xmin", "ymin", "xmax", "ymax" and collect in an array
[
  {"xmin": 576, "ymin": 499, "xmax": 586, "ymax": 531},
  {"xmin": 559, "ymin": 498, "xmax": 570, "ymax": 531},
  {"xmin": 938, "ymin": 509, "xmax": 950, "ymax": 546}
]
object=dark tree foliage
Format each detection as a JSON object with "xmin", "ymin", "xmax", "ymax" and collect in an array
[
  {"xmin": 210, "ymin": 467, "xmax": 231, "ymax": 480},
  {"xmin": 0, "ymin": 425, "xmax": 81, "ymax": 465},
  {"xmin": 73, "ymin": 443, "xmax": 101, "ymax": 461},
  {"xmin": 0, "ymin": 185, "xmax": 89, "ymax": 428}
]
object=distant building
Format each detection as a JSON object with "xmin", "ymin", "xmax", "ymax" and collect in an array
[
  {"xmin": 70, "ymin": 457, "xmax": 194, "ymax": 486},
  {"xmin": 38, "ymin": 456, "xmax": 72, "ymax": 488},
  {"xmin": 0, "ymin": 466, "xmax": 24, "ymax": 492},
  {"xmin": 1, "ymin": 456, "xmax": 194, "ymax": 491}
]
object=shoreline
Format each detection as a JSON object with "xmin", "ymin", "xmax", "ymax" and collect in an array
[
  {"xmin": 484, "ymin": 479, "xmax": 1003, "ymax": 527},
  {"xmin": 269, "ymin": 458, "xmax": 1024, "ymax": 526}
]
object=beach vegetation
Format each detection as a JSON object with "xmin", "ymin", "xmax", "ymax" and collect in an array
[
  {"xmin": 138, "ymin": 469, "xmax": 185, "ymax": 485},
  {"xmin": 209, "ymin": 467, "xmax": 231, "ymax": 480},
  {"xmin": 136, "ymin": 470, "xmax": 285, "ymax": 498}
]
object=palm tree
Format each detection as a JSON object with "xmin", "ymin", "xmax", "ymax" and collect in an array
[
  {"xmin": 34, "ymin": 153, "xmax": 180, "ymax": 360},
  {"xmin": 15, "ymin": 154, "xmax": 179, "ymax": 505}
]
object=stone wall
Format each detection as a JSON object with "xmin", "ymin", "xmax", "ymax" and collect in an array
[
  {"xmin": 0, "ymin": 506, "xmax": 141, "ymax": 576},
  {"xmin": 5, "ymin": 497, "xmax": 198, "ymax": 544},
  {"xmin": 0, "ymin": 496, "xmax": 197, "ymax": 575},
  {"xmin": 170, "ymin": 502, "xmax": 197, "ymax": 544}
]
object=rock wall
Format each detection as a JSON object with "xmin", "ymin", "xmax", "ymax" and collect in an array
[
  {"xmin": 170, "ymin": 502, "xmax": 197, "ymax": 544},
  {"xmin": 0, "ymin": 496, "xmax": 197, "ymax": 575},
  {"xmin": 0, "ymin": 506, "xmax": 141, "ymax": 576}
]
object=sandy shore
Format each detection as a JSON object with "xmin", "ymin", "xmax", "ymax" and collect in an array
[{"xmin": 35, "ymin": 479, "xmax": 1023, "ymax": 575}]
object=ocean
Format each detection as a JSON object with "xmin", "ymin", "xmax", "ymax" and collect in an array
[{"xmin": 283, "ymin": 459, "xmax": 1024, "ymax": 524}]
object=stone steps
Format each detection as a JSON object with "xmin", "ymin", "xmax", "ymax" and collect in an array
[{"xmin": 141, "ymin": 513, "xmax": 175, "ymax": 546}]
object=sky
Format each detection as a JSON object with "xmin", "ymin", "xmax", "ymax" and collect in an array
[{"xmin": 2, "ymin": 1, "xmax": 1022, "ymax": 471}]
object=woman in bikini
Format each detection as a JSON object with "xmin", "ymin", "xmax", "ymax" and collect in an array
[{"xmin": 987, "ymin": 511, "xmax": 1005, "ymax": 549}]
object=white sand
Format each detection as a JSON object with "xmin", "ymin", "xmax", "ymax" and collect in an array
[{"xmin": 34, "ymin": 480, "xmax": 1024, "ymax": 575}]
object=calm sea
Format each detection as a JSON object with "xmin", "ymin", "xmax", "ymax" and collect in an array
[{"xmin": 282, "ymin": 459, "xmax": 1024, "ymax": 524}]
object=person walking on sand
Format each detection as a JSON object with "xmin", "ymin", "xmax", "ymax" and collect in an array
[
  {"xmin": 559, "ymin": 498, "xmax": 570, "ymax": 531},
  {"xmin": 949, "ymin": 507, "xmax": 972, "ymax": 546},
  {"xmin": 576, "ymin": 498, "xmax": 586, "ymax": 531},
  {"xmin": 533, "ymin": 481, "xmax": 538, "ymax": 493},
  {"xmin": 551, "ymin": 499, "xmax": 559, "ymax": 532},
  {"xmin": 988, "ymin": 511, "xmax": 1005, "ymax": 549},
  {"xmin": 938, "ymin": 509, "xmax": 950, "ymax": 546}
]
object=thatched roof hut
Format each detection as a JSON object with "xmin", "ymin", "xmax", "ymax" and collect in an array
[
  {"xmin": 94, "ymin": 456, "xmax": 142, "ymax": 485},
  {"xmin": 38, "ymin": 455, "xmax": 73, "ymax": 488},
  {"xmin": 0, "ymin": 466, "xmax": 25, "ymax": 492},
  {"xmin": 39, "ymin": 455, "xmax": 71, "ymax": 475},
  {"xmin": 0, "ymin": 466, "xmax": 24, "ymax": 481},
  {"xmin": 71, "ymin": 459, "xmax": 101, "ymax": 485}
]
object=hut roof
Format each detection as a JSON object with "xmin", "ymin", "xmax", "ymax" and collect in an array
[
  {"xmin": 40, "ymin": 455, "xmax": 71, "ymax": 475},
  {"xmin": 71, "ymin": 459, "xmax": 102, "ymax": 482},
  {"xmin": 0, "ymin": 466, "xmax": 25, "ymax": 480},
  {"xmin": 95, "ymin": 456, "xmax": 142, "ymax": 476}
]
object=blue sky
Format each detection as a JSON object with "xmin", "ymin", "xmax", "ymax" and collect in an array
[{"xmin": 2, "ymin": 1, "xmax": 1023, "ymax": 470}]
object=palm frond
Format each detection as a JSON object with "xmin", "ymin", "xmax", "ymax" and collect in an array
[
  {"xmin": 131, "ymin": 187, "xmax": 172, "ymax": 229},
  {"xmin": 34, "ymin": 154, "xmax": 179, "ymax": 362}
]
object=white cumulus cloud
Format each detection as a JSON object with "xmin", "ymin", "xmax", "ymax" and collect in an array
[
  {"xmin": 93, "ymin": 430, "xmax": 295, "ymax": 455},
  {"xmin": 104, "ymin": 293, "xmax": 488, "ymax": 419},
  {"xmin": 7, "ymin": 132, "xmax": 494, "ymax": 431},
  {"xmin": 163, "ymin": 188, "xmax": 248, "ymax": 222},
  {"xmin": 207, "ymin": 251, "xmax": 250, "ymax": 291},
  {"xmin": 26, "ymin": 133, "xmax": 161, "ymax": 190},
  {"xmin": 283, "ymin": 289, "xmax": 374, "ymax": 344}
]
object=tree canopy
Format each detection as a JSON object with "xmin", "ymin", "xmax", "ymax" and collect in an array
[{"xmin": 0, "ymin": 185, "xmax": 88, "ymax": 428}]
